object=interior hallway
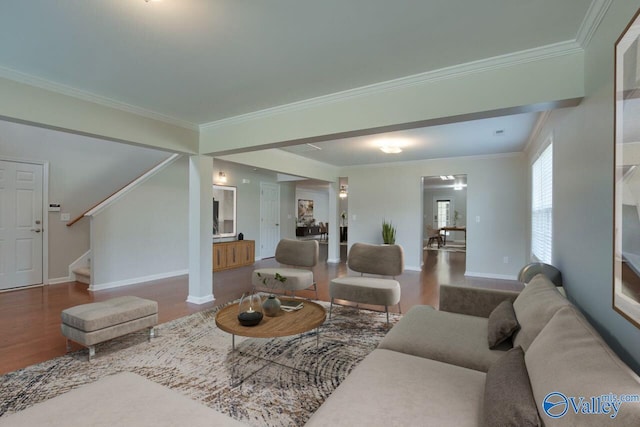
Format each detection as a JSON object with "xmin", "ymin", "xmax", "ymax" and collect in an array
[{"xmin": 0, "ymin": 244, "xmax": 522, "ymax": 375}]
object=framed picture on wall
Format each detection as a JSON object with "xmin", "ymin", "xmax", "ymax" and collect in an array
[
  {"xmin": 613, "ymin": 7, "xmax": 640, "ymax": 329},
  {"xmin": 297, "ymin": 199, "xmax": 314, "ymax": 224}
]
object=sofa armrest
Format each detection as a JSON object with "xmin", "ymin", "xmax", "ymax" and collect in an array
[{"xmin": 439, "ymin": 285, "xmax": 520, "ymax": 318}]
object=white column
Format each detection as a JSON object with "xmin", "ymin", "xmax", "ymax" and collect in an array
[
  {"xmin": 187, "ymin": 155, "xmax": 214, "ymax": 304},
  {"xmin": 327, "ymin": 182, "xmax": 340, "ymax": 263}
]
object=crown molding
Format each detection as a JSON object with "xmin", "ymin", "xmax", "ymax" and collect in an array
[
  {"xmin": 576, "ymin": 0, "xmax": 613, "ymax": 49},
  {"xmin": 201, "ymin": 40, "xmax": 583, "ymax": 130},
  {"xmin": 0, "ymin": 65, "xmax": 199, "ymax": 131}
]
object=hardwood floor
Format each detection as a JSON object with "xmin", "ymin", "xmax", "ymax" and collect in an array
[{"xmin": 0, "ymin": 244, "xmax": 522, "ymax": 375}]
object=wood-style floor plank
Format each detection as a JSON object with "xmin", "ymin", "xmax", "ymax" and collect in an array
[{"xmin": 0, "ymin": 245, "xmax": 522, "ymax": 374}]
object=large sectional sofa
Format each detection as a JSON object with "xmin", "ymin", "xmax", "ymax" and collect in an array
[
  {"xmin": 306, "ymin": 274, "xmax": 640, "ymax": 426},
  {"xmin": 3, "ymin": 275, "xmax": 640, "ymax": 426}
]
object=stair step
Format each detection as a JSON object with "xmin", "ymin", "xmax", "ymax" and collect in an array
[{"xmin": 73, "ymin": 266, "xmax": 91, "ymax": 285}]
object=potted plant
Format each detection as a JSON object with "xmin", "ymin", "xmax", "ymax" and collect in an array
[{"xmin": 382, "ymin": 219, "xmax": 396, "ymax": 244}]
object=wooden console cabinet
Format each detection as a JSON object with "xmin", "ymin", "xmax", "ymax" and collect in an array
[{"xmin": 212, "ymin": 240, "xmax": 255, "ymax": 272}]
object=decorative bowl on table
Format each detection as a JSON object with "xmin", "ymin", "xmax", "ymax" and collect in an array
[{"xmin": 237, "ymin": 293, "xmax": 263, "ymax": 326}]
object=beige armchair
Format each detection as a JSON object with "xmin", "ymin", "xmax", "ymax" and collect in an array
[
  {"xmin": 252, "ymin": 239, "xmax": 319, "ymax": 298},
  {"xmin": 329, "ymin": 242, "xmax": 404, "ymax": 324}
]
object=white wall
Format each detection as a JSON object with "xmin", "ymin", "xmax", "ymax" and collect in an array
[
  {"xmin": 0, "ymin": 119, "xmax": 170, "ymax": 281},
  {"xmin": 343, "ymin": 154, "xmax": 526, "ymax": 275},
  {"xmin": 91, "ymin": 157, "xmax": 189, "ymax": 289},
  {"xmin": 524, "ymin": 0, "xmax": 640, "ymax": 372}
]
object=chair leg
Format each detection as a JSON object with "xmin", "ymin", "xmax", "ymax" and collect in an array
[
  {"xmin": 385, "ymin": 305, "xmax": 390, "ymax": 324},
  {"xmin": 313, "ymin": 282, "xmax": 318, "ymax": 300},
  {"xmin": 398, "ymin": 302, "xmax": 402, "ymax": 315},
  {"xmin": 329, "ymin": 298, "xmax": 334, "ymax": 319}
]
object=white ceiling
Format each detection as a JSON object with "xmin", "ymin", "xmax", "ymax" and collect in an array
[
  {"xmin": 280, "ymin": 112, "xmax": 539, "ymax": 167},
  {"xmin": 0, "ymin": 0, "xmax": 592, "ymax": 126}
]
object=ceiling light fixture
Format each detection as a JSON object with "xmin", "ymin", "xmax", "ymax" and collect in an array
[
  {"xmin": 217, "ymin": 172, "xmax": 227, "ymax": 184},
  {"xmin": 440, "ymin": 175, "xmax": 455, "ymax": 181},
  {"xmin": 380, "ymin": 146, "xmax": 402, "ymax": 154},
  {"xmin": 339, "ymin": 185, "xmax": 348, "ymax": 198}
]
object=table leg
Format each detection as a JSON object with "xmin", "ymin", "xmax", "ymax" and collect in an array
[
  {"xmin": 316, "ymin": 327, "xmax": 320, "ymax": 347},
  {"xmin": 232, "ymin": 334, "xmax": 235, "ymax": 351}
]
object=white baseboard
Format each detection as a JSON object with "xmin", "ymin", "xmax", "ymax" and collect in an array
[
  {"xmin": 186, "ymin": 294, "xmax": 215, "ymax": 304},
  {"xmin": 327, "ymin": 257, "xmax": 340, "ymax": 264},
  {"xmin": 89, "ymin": 269, "xmax": 188, "ymax": 292},
  {"xmin": 465, "ymin": 271, "xmax": 518, "ymax": 281},
  {"xmin": 48, "ymin": 276, "xmax": 72, "ymax": 285},
  {"xmin": 405, "ymin": 265, "xmax": 422, "ymax": 272}
]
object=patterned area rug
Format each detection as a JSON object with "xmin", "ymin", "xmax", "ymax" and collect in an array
[{"xmin": 0, "ymin": 301, "xmax": 400, "ymax": 426}]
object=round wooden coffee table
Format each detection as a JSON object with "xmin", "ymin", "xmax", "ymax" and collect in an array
[{"xmin": 215, "ymin": 297, "xmax": 327, "ymax": 350}]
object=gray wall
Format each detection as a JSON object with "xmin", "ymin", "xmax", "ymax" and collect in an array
[
  {"xmin": 342, "ymin": 154, "xmax": 526, "ymax": 274},
  {"xmin": 525, "ymin": 0, "xmax": 640, "ymax": 372},
  {"xmin": 91, "ymin": 157, "xmax": 188, "ymax": 288},
  {"xmin": 0, "ymin": 119, "xmax": 170, "ymax": 280}
]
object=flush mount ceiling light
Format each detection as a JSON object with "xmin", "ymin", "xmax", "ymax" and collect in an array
[
  {"xmin": 380, "ymin": 145, "xmax": 402, "ymax": 154},
  {"xmin": 376, "ymin": 138, "xmax": 408, "ymax": 154},
  {"xmin": 440, "ymin": 175, "xmax": 455, "ymax": 180},
  {"xmin": 339, "ymin": 185, "xmax": 348, "ymax": 198}
]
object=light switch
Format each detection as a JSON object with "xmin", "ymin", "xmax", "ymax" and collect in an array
[
  {"xmin": 475, "ymin": 216, "xmax": 480, "ymax": 223},
  {"xmin": 61, "ymin": 213, "xmax": 70, "ymax": 221}
]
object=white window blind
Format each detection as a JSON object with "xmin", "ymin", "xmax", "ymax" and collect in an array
[
  {"xmin": 437, "ymin": 200, "xmax": 450, "ymax": 229},
  {"xmin": 531, "ymin": 143, "xmax": 553, "ymax": 264}
]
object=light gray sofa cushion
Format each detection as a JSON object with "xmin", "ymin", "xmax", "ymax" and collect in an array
[
  {"xmin": 305, "ymin": 349, "xmax": 486, "ymax": 427},
  {"xmin": 512, "ymin": 274, "xmax": 571, "ymax": 350},
  {"xmin": 484, "ymin": 346, "xmax": 541, "ymax": 427},
  {"xmin": 0, "ymin": 372, "xmax": 244, "ymax": 427},
  {"xmin": 526, "ymin": 306, "xmax": 640, "ymax": 426},
  {"xmin": 378, "ymin": 305, "xmax": 510, "ymax": 372}
]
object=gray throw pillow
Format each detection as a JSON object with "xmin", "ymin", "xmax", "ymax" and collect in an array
[
  {"xmin": 484, "ymin": 346, "xmax": 542, "ymax": 427},
  {"xmin": 487, "ymin": 299, "xmax": 519, "ymax": 349}
]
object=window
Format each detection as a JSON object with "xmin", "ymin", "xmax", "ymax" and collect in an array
[
  {"xmin": 531, "ymin": 142, "xmax": 553, "ymax": 263},
  {"xmin": 437, "ymin": 200, "xmax": 451, "ymax": 229}
]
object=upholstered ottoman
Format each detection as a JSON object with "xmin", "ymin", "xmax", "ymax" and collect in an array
[{"xmin": 61, "ymin": 296, "xmax": 158, "ymax": 360}]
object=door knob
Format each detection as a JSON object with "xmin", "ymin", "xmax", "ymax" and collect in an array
[{"xmin": 31, "ymin": 228, "xmax": 41, "ymax": 233}]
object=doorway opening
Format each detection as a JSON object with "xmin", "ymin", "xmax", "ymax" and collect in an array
[{"xmin": 421, "ymin": 175, "xmax": 467, "ymax": 272}]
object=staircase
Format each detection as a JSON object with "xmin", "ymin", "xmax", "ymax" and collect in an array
[{"xmin": 73, "ymin": 266, "xmax": 91, "ymax": 285}]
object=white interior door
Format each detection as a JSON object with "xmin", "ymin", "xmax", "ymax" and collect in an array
[
  {"xmin": 0, "ymin": 160, "xmax": 44, "ymax": 290},
  {"xmin": 260, "ymin": 182, "xmax": 280, "ymax": 258}
]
